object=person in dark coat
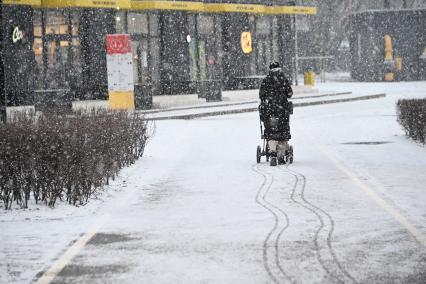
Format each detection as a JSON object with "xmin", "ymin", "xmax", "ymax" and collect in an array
[{"xmin": 259, "ymin": 61, "xmax": 293, "ymax": 165}]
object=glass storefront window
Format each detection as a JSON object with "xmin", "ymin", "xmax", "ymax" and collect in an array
[
  {"xmin": 45, "ymin": 39, "xmax": 70, "ymax": 88},
  {"xmin": 33, "ymin": 37, "xmax": 44, "ymax": 89},
  {"xmin": 128, "ymin": 13, "xmax": 148, "ymax": 35},
  {"xmin": 132, "ymin": 41, "xmax": 140, "ymax": 83},
  {"xmin": 33, "ymin": 38, "xmax": 43, "ymax": 61},
  {"xmin": 132, "ymin": 39, "xmax": 151, "ymax": 84},
  {"xmin": 71, "ymin": 38, "xmax": 82, "ymax": 84},
  {"xmin": 34, "ymin": 11, "xmax": 42, "ymax": 37},
  {"xmin": 149, "ymin": 14, "xmax": 159, "ymax": 36},
  {"xmin": 115, "ymin": 11, "xmax": 126, "ymax": 33},
  {"xmin": 46, "ymin": 11, "xmax": 69, "ymax": 34},
  {"xmin": 72, "ymin": 38, "xmax": 80, "ymax": 49},
  {"xmin": 33, "ymin": 11, "xmax": 43, "ymax": 90},
  {"xmin": 71, "ymin": 12, "xmax": 79, "ymax": 36},
  {"xmin": 198, "ymin": 15, "xmax": 214, "ymax": 36},
  {"xmin": 150, "ymin": 38, "xmax": 160, "ymax": 82},
  {"xmin": 256, "ymin": 16, "xmax": 271, "ymax": 35},
  {"xmin": 31, "ymin": 10, "xmax": 82, "ymax": 90}
]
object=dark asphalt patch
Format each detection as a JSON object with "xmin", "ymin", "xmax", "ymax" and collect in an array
[
  {"xmin": 341, "ymin": 141, "xmax": 393, "ymax": 145},
  {"xmin": 88, "ymin": 233, "xmax": 133, "ymax": 246},
  {"xmin": 54, "ymin": 264, "xmax": 128, "ymax": 278}
]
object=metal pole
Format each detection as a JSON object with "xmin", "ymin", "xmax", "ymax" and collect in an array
[{"xmin": 294, "ymin": 14, "xmax": 299, "ymax": 86}]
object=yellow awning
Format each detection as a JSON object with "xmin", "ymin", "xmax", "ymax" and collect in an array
[
  {"xmin": 42, "ymin": 0, "xmax": 131, "ymax": 9},
  {"xmin": 5, "ymin": 0, "xmax": 317, "ymax": 15},
  {"xmin": 4, "ymin": 0, "xmax": 42, "ymax": 6}
]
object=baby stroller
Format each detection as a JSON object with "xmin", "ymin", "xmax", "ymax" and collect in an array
[{"xmin": 256, "ymin": 102, "xmax": 294, "ymax": 166}]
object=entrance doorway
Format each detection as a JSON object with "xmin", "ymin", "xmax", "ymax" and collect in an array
[{"xmin": 43, "ymin": 34, "xmax": 72, "ymax": 89}]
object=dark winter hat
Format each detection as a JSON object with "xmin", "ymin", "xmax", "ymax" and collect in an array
[{"xmin": 269, "ymin": 61, "xmax": 280, "ymax": 69}]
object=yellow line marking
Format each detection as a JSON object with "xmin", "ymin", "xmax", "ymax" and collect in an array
[
  {"xmin": 35, "ymin": 214, "xmax": 111, "ymax": 284},
  {"xmin": 318, "ymin": 145, "xmax": 426, "ymax": 247},
  {"xmin": 35, "ymin": 177, "xmax": 141, "ymax": 283}
]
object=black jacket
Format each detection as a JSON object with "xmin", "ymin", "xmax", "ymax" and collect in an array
[{"xmin": 259, "ymin": 67, "xmax": 293, "ymax": 120}]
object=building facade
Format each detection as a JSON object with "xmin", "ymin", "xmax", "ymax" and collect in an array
[
  {"xmin": 0, "ymin": 0, "xmax": 316, "ymax": 113},
  {"xmin": 349, "ymin": 8, "xmax": 426, "ymax": 81}
]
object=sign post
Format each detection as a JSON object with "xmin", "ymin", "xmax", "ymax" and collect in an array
[{"xmin": 106, "ymin": 34, "xmax": 135, "ymax": 110}]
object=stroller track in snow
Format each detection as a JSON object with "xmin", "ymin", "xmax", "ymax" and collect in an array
[
  {"xmin": 284, "ymin": 165, "xmax": 358, "ymax": 284},
  {"xmin": 253, "ymin": 162, "xmax": 358, "ymax": 283},
  {"xmin": 252, "ymin": 164, "xmax": 295, "ymax": 284}
]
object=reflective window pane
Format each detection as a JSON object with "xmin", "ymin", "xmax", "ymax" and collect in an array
[
  {"xmin": 33, "ymin": 11, "xmax": 42, "ymax": 37},
  {"xmin": 46, "ymin": 11, "xmax": 68, "ymax": 35},
  {"xmin": 128, "ymin": 13, "xmax": 148, "ymax": 35},
  {"xmin": 149, "ymin": 14, "xmax": 159, "ymax": 36}
]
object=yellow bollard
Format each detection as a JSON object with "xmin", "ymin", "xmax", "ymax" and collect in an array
[
  {"xmin": 304, "ymin": 72, "xmax": 309, "ymax": 86},
  {"xmin": 396, "ymin": 57, "xmax": 403, "ymax": 71},
  {"xmin": 308, "ymin": 71, "xmax": 315, "ymax": 86},
  {"xmin": 108, "ymin": 91, "xmax": 135, "ymax": 110},
  {"xmin": 384, "ymin": 35, "xmax": 393, "ymax": 61},
  {"xmin": 385, "ymin": 73, "xmax": 394, "ymax": 81},
  {"xmin": 304, "ymin": 71, "xmax": 315, "ymax": 86},
  {"xmin": 384, "ymin": 34, "xmax": 395, "ymax": 82}
]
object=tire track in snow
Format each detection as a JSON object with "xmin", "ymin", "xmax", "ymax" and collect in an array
[
  {"xmin": 284, "ymin": 165, "xmax": 358, "ymax": 284},
  {"xmin": 252, "ymin": 164, "xmax": 294, "ymax": 284}
]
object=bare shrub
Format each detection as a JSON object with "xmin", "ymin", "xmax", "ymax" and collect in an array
[
  {"xmin": 396, "ymin": 99, "xmax": 426, "ymax": 144},
  {"xmin": 0, "ymin": 110, "xmax": 149, "ymax": 209}
]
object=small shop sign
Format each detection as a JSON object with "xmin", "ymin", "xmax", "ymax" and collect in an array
[
  {"xmin": 12, "ymin": 26, "xmax": 24, "ymax": 43},
  {"xmin": 241, "ymin": 31, "xmax": 253, "ymax": 54},
  {"xmin": 106, "ymin": 34, "xmax": 135, "ymax": 110}
]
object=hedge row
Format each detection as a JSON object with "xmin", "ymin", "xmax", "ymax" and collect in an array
[
  {"xmin": 0, "ymin": 111, "xmax": 150, "ymax": 209},
  {"xmin": 396, "ymin": 98, "xmax": 426, "ymax": 144}
]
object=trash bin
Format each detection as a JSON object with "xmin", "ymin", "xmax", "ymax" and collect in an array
[
  {"xmin": 134, "ymin": 83, "xmax": 154, "ymax": 110},
  {"xmin": 197, "ymin": 80, "xmax": 222, "ymax": 102}
]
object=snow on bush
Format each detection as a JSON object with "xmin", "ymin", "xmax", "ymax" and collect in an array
[
  {"xmin": 397, "ymin": 98, "xmax": 426, "ymax": 144},
  {"xmin": 0, "ymin": 111, "xmax": 149, "ymax": 209}
]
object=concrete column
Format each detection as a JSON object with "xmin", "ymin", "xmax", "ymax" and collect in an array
[
  {"xmin": 0, "ymin": 3, "xmax": 5, "ymax": 122},
  {"xmin": 278, "ymin": 15, "xmax": 295, "ymax": 84},
  {"xmin": 1, "ymin": 5, "xmax": 35, "ymax": 108},
  {"xmin": 79, "ymin": 9, "xmax": 115, "ymax": 99}
]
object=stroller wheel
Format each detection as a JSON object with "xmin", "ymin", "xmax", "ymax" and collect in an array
[
  {"xmin": 256, "ymin": 146, "xmax": 261, "ymax": 163},
  {"xmin": 289, "ymin": 145, "xmax": 294, "ymax": 164},
  {"xmin": 270, "ymin": 157, "xmax": 277, "ymax": 167}
]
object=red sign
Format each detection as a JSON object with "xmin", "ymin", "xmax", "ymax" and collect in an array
[{"xmin": 106, "ymin": 34, "xmax": 132, "ymax": 55}]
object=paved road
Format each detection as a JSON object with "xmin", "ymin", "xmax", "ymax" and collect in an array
[{"xmin": 36, "ymin": 88, "xmax": 426, "ymax": 284}]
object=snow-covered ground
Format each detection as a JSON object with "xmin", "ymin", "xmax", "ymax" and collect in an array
[{"xmin": 1, "ymin": 81, "xmax": 426, "ymax": 284}]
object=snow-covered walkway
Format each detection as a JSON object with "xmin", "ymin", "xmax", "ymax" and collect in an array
[{"xmin": 1, "ymin": 81, "xmax": 426, "ymax": 284}]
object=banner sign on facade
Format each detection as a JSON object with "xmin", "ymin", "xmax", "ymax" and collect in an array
[{"xmin": 106, "ymin": 34, "xmax": 135, "ymax": 110}]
